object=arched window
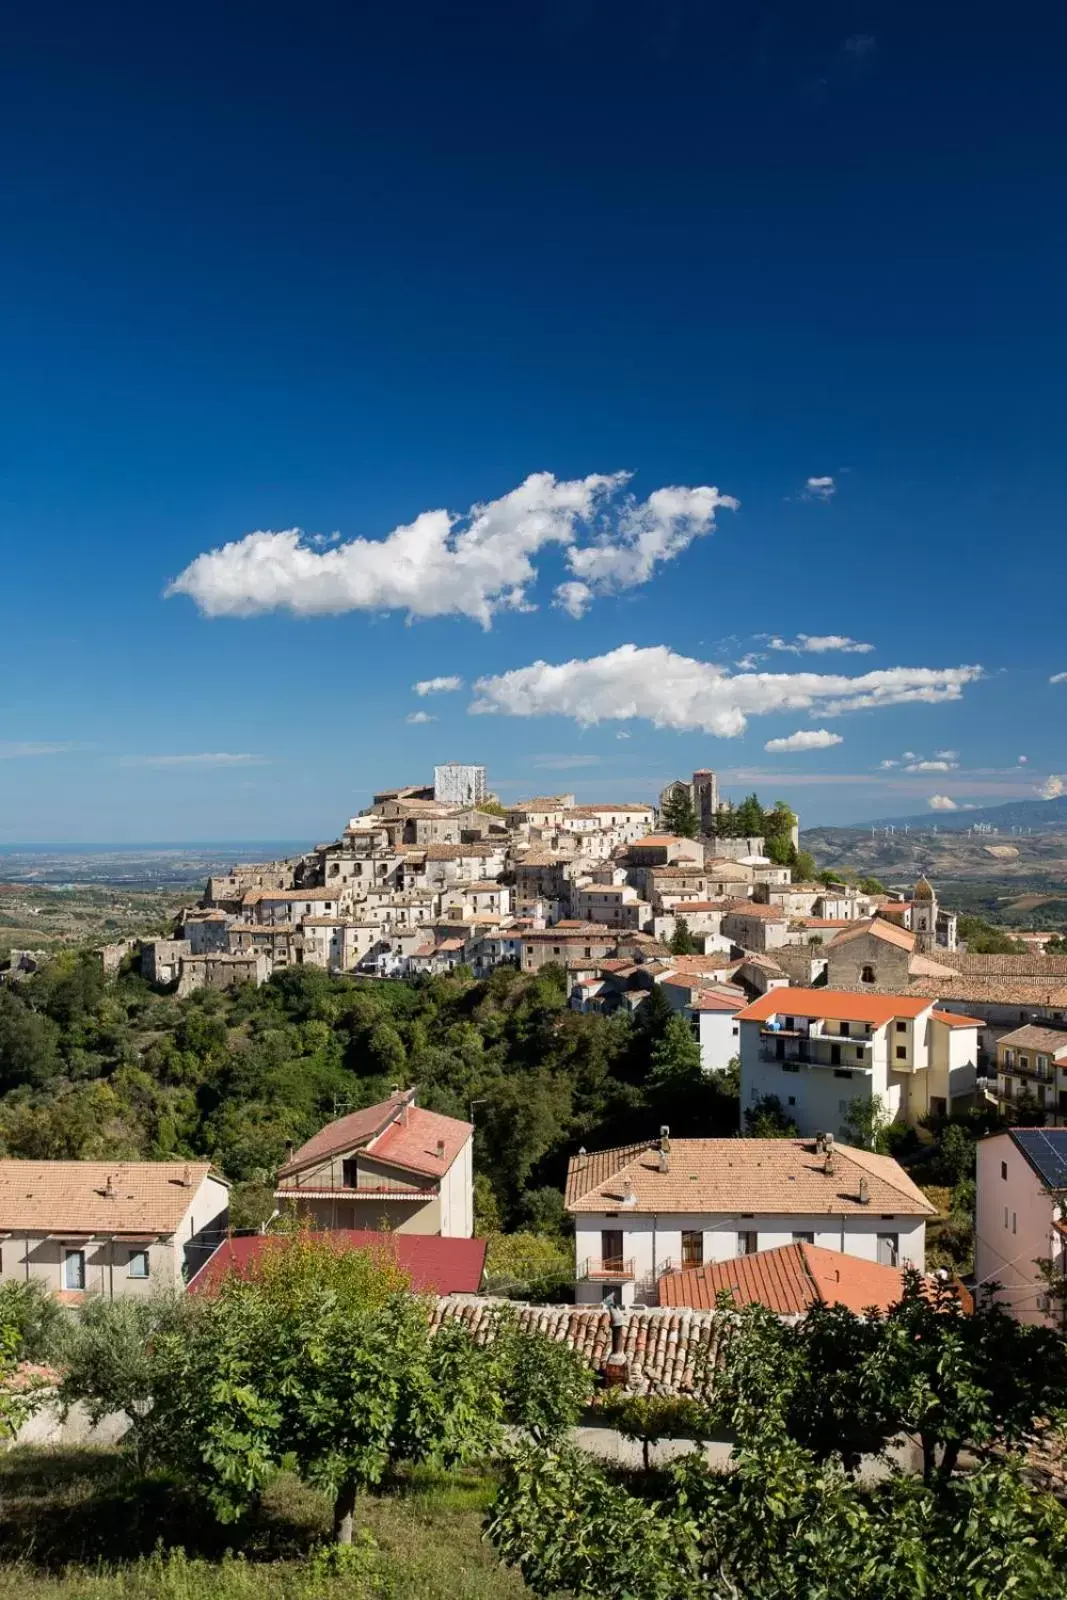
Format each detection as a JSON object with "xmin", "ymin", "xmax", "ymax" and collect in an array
[{"xmin": 861, "ymin": 964, "xmax": 876, "ymax": 984}]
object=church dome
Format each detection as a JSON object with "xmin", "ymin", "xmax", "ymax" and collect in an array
[{"xmin": 913, "ymin": 874, "xmax": 935, "ymax": 901}]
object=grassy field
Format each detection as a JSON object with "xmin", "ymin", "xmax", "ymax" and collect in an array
[{"xmin": 0, "ymin": 1449, "xmax": 530, "ymax": 1599}]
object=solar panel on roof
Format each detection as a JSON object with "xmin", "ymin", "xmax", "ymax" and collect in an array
[{"xmin": 1013, "ymin": 1129, "xmax": 1067, "ymax": 1190}]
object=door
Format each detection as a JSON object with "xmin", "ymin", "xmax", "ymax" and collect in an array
[
  {"xmin": 876, "ymin": 1233, "xmax": 898, "ymax": 1266},
  {"xmin": 601, "ymin": 1229, "xmax": 624, "ymax": 1273},
  {"xmin": 830, "ymin": 1043, "xmax": 842, "ymax": 1066}
]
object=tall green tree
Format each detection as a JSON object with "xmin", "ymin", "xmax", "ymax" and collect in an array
[
  {"xmin": 660, "ymin": 788, "xmax": 699, "ymax": 839},
  {"xmin": 669, "ymin": 918, "xmax": 695, "ymax": 955}
]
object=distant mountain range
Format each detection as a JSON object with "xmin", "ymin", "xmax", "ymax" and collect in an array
[{"xmin": 845, "ymin": 795, "xmax": 1067, "ymax": 834}]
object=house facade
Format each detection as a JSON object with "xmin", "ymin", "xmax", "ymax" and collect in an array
[
  {"xmin": 275, "ymin": 1090, "xmax": 473, "ymax": 1237},
  {"xmin": 566, "ymin": 1135, "xmax": 933, "ymax": 1308},
  {"xmin": 995, "ymin": 1024, "xmax": 1067, "ymax": 1124},
  {"xmin": 737, "ymin": 989, "xmax": 981, "ymax": 1138},
  {"xmin": 0, "ymin": 1160, "xmax": 229, "ymax": 1300},
  {"xmin": 975, "ymin": 1128, "xmax": 1067, "ymax": 1326}
]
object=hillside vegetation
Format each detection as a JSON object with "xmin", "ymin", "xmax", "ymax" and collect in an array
[{"xmin": 0, "ymin": 954, "xmax": 737, "ymax": 1232}]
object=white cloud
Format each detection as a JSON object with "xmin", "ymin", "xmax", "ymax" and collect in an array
[
  {"xmin": 934, "ymin": 749, "xmax": 959, "ymax": 761},
  {"xmin": 405, "ymin": 711, "xmax": 436, "ymax": 725},
  {"xmin": 616, "ymin": 731, "xmax": 630, "ymax": 740},
  {"xmin": 735, "ymin": 652, "xmax": 763, "ymax": 670},
  {"xmin": 558, "ymin": 483, "xmax": 738, "ymax": 614},
  {"xmin": 764, "ymin": 634, "xmax": 874, "ymax": 655},
  {"xmin": 413, "ymin": 675, "xmax": 463, "ymax": 696},
  {"xmin": 1038, "ymin": 775, "xmax": 1066, "ymax": 800},
  {"xmin": 928, "ymin": 794, "xmax": 958, "ymax": 811},
  {"xmin": 764, "ymin": 729, "xmax": 844, "ymax": 753},
  {"xmin": 469, "ymin": 645, "xmax": 983, "ymax": 736},
  {"xmin": 904, "ymin": 759, "xmax": 959, "ymax": 773},
  {"xmin": 168, "ymin": 472, "xmax": 738, "ymax": 628},
  {"xmin": 121, "ymin": 752, "xmax": 267, "ymax": 767},
  {"xmin": 0, "ymin": 742, "xmax": 76, "ymax": 759},
  {"xmin": 1018, "ymin": 755, "xmax": 1028, "ymax": 765},
  {"xmin": 878, "ymin": 759, "xmax": 899, "ymax": 770},
  {"xmin": 902, "ymin": 751, "xmax": 917, "ymax": 761},
  {"xmin": 1049, "ymin": 672, "xmax": 1067, "ymax": 684},
  {"xmin": 802, "ymin": 475, "xmax": 837, "ymax": 501}
]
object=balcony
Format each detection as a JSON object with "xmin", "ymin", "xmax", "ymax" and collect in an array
[
  {"xmin": 758, "ymin": 1035, "xmax": 872, "ymax": 1072},
  {"xmin": 577, "ymin": 1257, "xmax": 635, "ymax": 1283}
]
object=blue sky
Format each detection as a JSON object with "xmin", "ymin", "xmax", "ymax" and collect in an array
[{"xmin": 1, "ymin": 2, "xmax": 1065, "ymax": 843}]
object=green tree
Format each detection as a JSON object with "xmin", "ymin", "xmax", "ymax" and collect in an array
[
  {"xmin": 792, "ymin": 848, "xmax": 817, "ymax": 881},
  {"xmin": 660, "ymin": 788, "xmax": 698, "ymax": 839},
  {"xmin": 859, "ymin": 876, "xmax": 887, "ymax": 894},
  {"xmin": 648, "ymin": 1012, "xmax": 703, "ymax": 1091},
  {"xmin": 668, "ymin": 918, "xmax": 695, "ymax": 955},
  {"xmin": 843, "ymin": 1092, "xmax": 892, "ymax": 1152},
  {"xmin": 958, "ymin": 915, "xmax": 1024, "ymax": 955},
  {"xmin": 144, "ymin": 1234, "xmax": 501, "ymax": 1543},
  {"xmin": 744, "ymin": 1094, "xmax": 798, "ymax": 1137},
  {"xmin": 0, "ymin": 989, "xmax": 61, "ymax": 1089},
  {"xmin": 59, "ymin": 1292, "xmax": 189, "ymax": 1471}
]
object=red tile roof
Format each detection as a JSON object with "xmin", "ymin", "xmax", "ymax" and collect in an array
[
  {"xmin": 277, "ymin": 1093, "xmax": 471, "ymax": 1182},
  {"xmin": 187, "ymin": 1231, "xmax": 487, "ymax": 1296},
  {"xmin": 931, "ymin": 1009, "xmax": 984, "ymax": 1029},
  {"xmin": 737, "ymin": 988, "xmax": 931, "ymax": 1026},
  {"xmin": 658, "ymin": 1242, "xmax": 932, "ymax": 1315}
]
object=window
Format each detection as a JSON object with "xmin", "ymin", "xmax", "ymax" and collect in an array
[
  {"xmin": 793, "ymin": 1231, "xmax": 814, "ymax": 1245},
  {"xmin": 838, "ymin": 1099, "xmax": 849, "ymax": 1114},
  {"xmin": 681, "ymin": 1230, "xmax": 703, "ymax": 1268},
  {"xmin": 861, "ymin": 965, "xmax": 875, "ymax": 984},
  {"xmin": 1003, "ymin": 1049, "xmax": 1015, "ymax": 1067},
  {"xmin": 834, "ymin": 1069, "xmax": 853, "ymax": 1079},
  {"xmin": 738, "ymin": 1231, "xmax": 758, "ymax": 1256},
  {"xmin": 895, "ymin": 1046, "xmax": 907, "ymax": 1060},
  {"xmin": 1001, "ymin": 1160, "xmax": 1008, "ymax": 1180},
  {"xmin": 63, "ymin": 1249, "xmax": 86, "ymax": 1291},
  {"xmin": 1004, "ymin": 1206, "xmax": 1010, "ymax": 1229},
  {"xmin": 341, "ymin": 1157, "xmax": 359, "ymax": 1188},
  {"xmin": 128, "ymin": 1250, "xmax": 149, "ymax": 1280},
  {"xmin": 840, "ymin": 1022, "xmax": 850, "ymax": 1038},
  {"xmin": 876, "ymin": 1233, "xmax": 898, "ymax": 1266},
  {"xmin": 1012, "ymin": 1212, "xmax": 1017, "ymax": 1235},
  {"xmin": 896, "ymin": 1021, "xmax": 907, "ymax": 1033},
  {"xmin": 787, "ymin": 1094, "xmax": 796, "ymax": 1106}
]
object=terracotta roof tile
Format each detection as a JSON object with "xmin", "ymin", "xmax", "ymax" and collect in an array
[
  {"xmin": 565, "ymin": 1137, "xmax": 934, "ymax": 1216},
  {"xmin": 828, "ymin": 918, "xmax": 915, "ymax": 953},
  {"xmin": 430, "ymin": 1297, "xmax": 729, "ymax": 1396},
  {"xmin": 737, "ymin": 988, "xmax": 931, "ymax": 1026},
  {"xmin": 658, "ymin": 1242, "xmax": 931, "ymax": 1316},
  {"xmin": 0, "ymin": 1160, "xmax": 219, "ymax": 1235}
]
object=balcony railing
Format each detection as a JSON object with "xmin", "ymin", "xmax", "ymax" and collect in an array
[
  {"xmin": 577, "ymin": 1257, "xmax": 635, "ymax": 1282},
  {"xmin": 758, "ymin": 1046, "xmax": 872, "ymax": 1071}
]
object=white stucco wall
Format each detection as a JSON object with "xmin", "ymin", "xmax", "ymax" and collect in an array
[
  {"xmin": 574, "ymin": 1209, "xmax": 926, "ymax": 1307},
  {"xmin": 439, "ymin": 1135, "xmax": 474, "ymax": 1238},
  {"xmin": 697, "ymin": 1010, "xmax": 741, "ymax": 1074}
]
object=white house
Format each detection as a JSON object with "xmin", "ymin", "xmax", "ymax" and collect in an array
[
  {"xmin": 736, "ymin": 988, "xmax": 981, "ymax": 1139},
  {"xmin": 0, "ymin": 1160, "xmax": 229, "ymax": 1300},
  {"xmin": 659, "ymin": 978, "xmax": 744, "ymax": 1073},
  {"xmin": 275, "ymin": 1089, "xmax": 473, "ymax": 1237},
  {"xmin": 566, "ymin": 1134, "xmax": 933, "ymax": 1307},
  {"xmin": 975, "ymin": 1128, "xmax": 1067, "ymax": 1326}
]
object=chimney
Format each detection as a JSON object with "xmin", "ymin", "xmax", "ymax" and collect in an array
[
  {"xmin": 621, "ymin": 1179, "xmax": 637, "ymax": 1207},
  {"xmin": 283, "ymin": 1140, "xmax": 294, "ymax": 1165},
  {"xmin": 814, "ymin": 1132, "xmax": 825, "ymax": 1155},
  {"xmin": 858, "ymin": 1176, "xmax": 870, "ymax": 1205},
  {"xmin": 436, "ymin": 1138, "xmax": 446, "ymax": 1161},
  {"xmin": 823, "ymin": 1151, "xmax": 836, "ymax": 1177},
  {"xmin": 658, "ymin": 1147, "xmax": 670, "ymax": 1174},
  {"xmin": 104, "ymin": 1174, "xmax": 115, "ymax": 1199}
]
